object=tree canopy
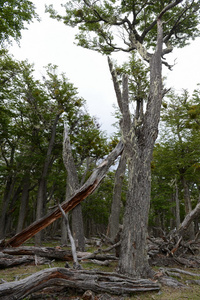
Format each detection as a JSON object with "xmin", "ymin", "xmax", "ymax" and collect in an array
[
  {"xmin": 47, "ymin": 0, "xmax": 200, "ymax": 57},
  {"xmin": 0, "ymin": 0, "xmax": 38, "ymax": 45}
]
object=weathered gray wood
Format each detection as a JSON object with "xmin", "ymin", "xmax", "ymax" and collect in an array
[
  {"xmin": 0, "ymin": 267, "xmax": 160, "ymax": 299},
  {"xmin": 0, "ymin": 253, "xmax": 36, "ymax": 268}
]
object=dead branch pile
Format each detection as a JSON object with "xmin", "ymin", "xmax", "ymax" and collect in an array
[{"xmin": 148, "ymin": 233, "xmax": 200, "ymax": 268}]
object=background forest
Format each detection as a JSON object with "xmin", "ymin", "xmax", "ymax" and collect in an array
[{"xmin": 1, "ymin": 50, "xmax": 200, "ymax": 244}]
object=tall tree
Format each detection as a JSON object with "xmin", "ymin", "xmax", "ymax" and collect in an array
[{"xmin": 47, "ymin": 0, "xmax": 200, "ymax": 278}]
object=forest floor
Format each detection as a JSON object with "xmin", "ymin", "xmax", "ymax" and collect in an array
[{"xmin": 0, "ymin": 240, "xmax": 200, "ymax": 299}]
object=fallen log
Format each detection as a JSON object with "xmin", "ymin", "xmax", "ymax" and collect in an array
[
  {"xmin": 1, "ymin": 246, "xmax": 73, "ymax": 260},
  {"xmin": 0, "ymin": 246, "xmax": 118, "ymax": 269},
  {"xmin": 0, "ymin": 253, "xmax": 43, "ymax": 268},
  {"xmin": 1, "ymin": 246, "xmax": 118, "ymax": 261},
  {"xmin": 0, "ymin": 267, "xmax": 160, "ymax": 300}
]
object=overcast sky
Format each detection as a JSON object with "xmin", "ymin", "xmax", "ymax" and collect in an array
[{"xmin": 9, "ymin": 0, "xmax": 200, "ymax": 135}]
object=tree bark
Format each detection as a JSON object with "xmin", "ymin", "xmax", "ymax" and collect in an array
[
  {"xmin": 0, "ymin": 173, "xmax": 16, "ymax": 239},
  {"xmin": 175, "ymin": 178, "xmax": 180, "ymax": 230},
  {"xmin": 181, "ymin": 176, "xmax": 195, "ymax": 239},
  {"xmin": 35, "ymin": 112, "xmax": 62, "ymax": 246},
  {"xmin": 0, "ymin": 267, "xmax": 160, "ymax": 299},
  {"xmin": 63, "ymin": 123, "xmax": 85, "ymax": 251},
  {"xmin": 17, "ymin": 175, "xmax": 30, "ymax": 233},
  {"xmin": 1, "ymin": 140, "xmax": 124, "ymax": 248},
  {"xmin": 108, "ymin": 17, "xmax": 163, "ymax": 278},
  {"xmin": 107, "ymin": 152, "xmax": 126, "ymax": 241}
]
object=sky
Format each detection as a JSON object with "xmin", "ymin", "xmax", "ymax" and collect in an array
[{"xmin": 9, "ymin": 0, "xmax": 200, "ymax": 135}]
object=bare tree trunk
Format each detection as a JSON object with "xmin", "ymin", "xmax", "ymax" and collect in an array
[
  {"xmin": 61, "ymin": 217, "xmax": 68, "ymax": 245},
  {"xmin": 35, "ymin": 112, "xmax": 62, "ymax": 246},
  {"xmin": 175, "ymin": 178, "xmax": 180, "ymax": 230},
  {"xmin": 63, "ymin": 123, "xmax": 85, "ymax": 251},
  {"xmin": 17, "ymin": 176, "xmax": 30, "ymax": 233},
  {"xmin": 0, "ymin": 175, "xmax": 16, "ymax": 239},
  {"xmin": 181, "ymin": 176, "xmax": 195, "ymax": 240},
  {"xmin": 107, "ymin": 152, "xmax": 126, "ymax": 241}
]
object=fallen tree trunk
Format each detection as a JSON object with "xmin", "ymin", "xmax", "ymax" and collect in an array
[
  {"xmin": 1, "ymin": 246, "xmax": 73, "ymax": 260},
  {"xmin": 1, "ymin": 141, "xmax": 123, "ymax": 248},
  {"xmin": 0, "ymin": 267, "xmax": 160, "ymax": 299},
  {"xmin": 0, "ymin": 253, "xmax": 42, "ymax": 268},
  {"xmin": 0, "ymin": 246, "xmax": 119, "ymax": 269}
]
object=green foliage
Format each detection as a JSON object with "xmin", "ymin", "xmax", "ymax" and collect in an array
[
  {"xmin": 0, "ymin": 51, "xmax": 110, "ymax": 235},
  {"xmin": 47, "ymin": 1, "xmax": 200, "ymax": 54},
  {"xmin": 0, "ymin": 0, "xmax": 38, "ymax": 45},
  {"xmin": 150, "ymin": 87, "xmax": 200, "ymax": 231}
]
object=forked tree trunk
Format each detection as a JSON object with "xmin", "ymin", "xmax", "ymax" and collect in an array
[{"xmin": 108, "ymin": 17, "xmax": 163, "ymax": 278}]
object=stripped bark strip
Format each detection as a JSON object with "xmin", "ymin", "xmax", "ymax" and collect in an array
[{"xmin": 2, "ymin": 141, "xmax": 124, "ymax": 248}]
